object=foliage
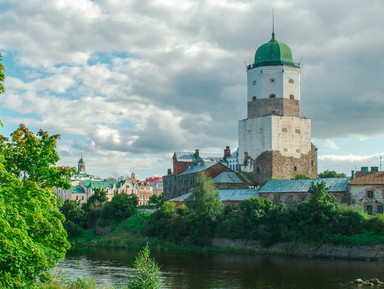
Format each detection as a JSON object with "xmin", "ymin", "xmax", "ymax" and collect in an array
[
  {"xmin": 318, "ymin": 170, "xmax": 347, "ymax": 178},
  {"xmin": 294, "ymin": 181, "xmax": 338, "ymax": 240},
  {"xmin": 0, "ymin": 124, "xmax": 75, "ymax": 189},
  {"xmin": 144, "ymin": 202, "xmax": 175, "ymax": 239},
  {"xmin": 0, "ymin": 123, "xmax": 71, "ymax": 288},
  {"xmin": 148, "ymin": 193, "xmax": 163, "ymax": 208},
  {"xmin": 63, "ymin": 220, "xmax": 84, "ymax": 238},
  {"xmin": 83, "ymin": 187, "xmax": 108, "ymax": 228},
  {"xmin": 0, "ymin": 54, "xmax": 5, "ymax": 94},
  {"xmin": 294, "ymin": 173, "xmax": 311, "ymax": 179},
  {"xmin": 128, "ymin": 243, "xmax": 161, "ymax": 289},
  {"xmin": 186, "ymin": 172, "xmax": 223, "ymax": 221},
  {"xmin": 61, "ymin": 200, "xmax": 87, "ymax": 226},
  {"xmin": 100, "ymin": 193, "xmax": 138, "ymax": 222}
]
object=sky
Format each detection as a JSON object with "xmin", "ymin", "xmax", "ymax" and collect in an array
[{"xmin": 0, "ymin": 0, "xmax": 383, "ymax": 180}]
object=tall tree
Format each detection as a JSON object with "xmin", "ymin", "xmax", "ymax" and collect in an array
[{"xmin": 186, "ymin": 172, "xmax": 223, "ymax": 221}]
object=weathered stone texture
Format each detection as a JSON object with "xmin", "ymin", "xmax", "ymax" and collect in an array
[
  {"xmin": 251, "ymin": 143, "xmax": 317, "ymax": 185},
  {"xmin": 212, "ymin": 238, "xmax": 384, "ymax": 260},
  {"xmin": 248, "ymin": 98, "xmax": 300, "ymax": 119}
]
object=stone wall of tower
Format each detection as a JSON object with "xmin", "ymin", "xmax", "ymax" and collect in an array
[
  {"xmin": 247, "ymin": 98, "xmax": 300, "ymax": 118},
  {"xmin": 251, "ymin": 144, "xmax": 318, "ymax": 185}
]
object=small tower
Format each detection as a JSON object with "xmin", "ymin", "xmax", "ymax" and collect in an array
[
  {"xmin": 238, "ymin": 29, "xmax": 317, "ymax": 184},
  {"xmin": 78, "ymin": 156, "xmax": 86, "ymax": 174}
]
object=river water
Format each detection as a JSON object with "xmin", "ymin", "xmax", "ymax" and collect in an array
[{"xmin": 56, "ymin": 247, "xmax": 384, "ymax": 289}]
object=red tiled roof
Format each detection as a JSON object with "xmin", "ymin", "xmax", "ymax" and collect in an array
[{"xmin": 349, "ymin": 171, "xmax": 384, "ymax": 185}]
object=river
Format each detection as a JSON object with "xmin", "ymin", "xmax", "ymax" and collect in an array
[{"xmin": 56, "ymin": 247, "xmax": 384, "ymax": 289}]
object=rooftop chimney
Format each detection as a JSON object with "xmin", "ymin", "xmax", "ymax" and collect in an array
[
  {"xmin": 371, "ymin": 166, "xmax": 379, "ymax": 173},
  {"xmin": 194, "ymin": 149, "xmax": 200, "ymax": 158},
  {"xmin": 167, "ymin": 168, "xmax": 172, "ymax": 175},
  {"xmin": 224, "ymin": 146, "xmax": 231, "ymax": 157}
]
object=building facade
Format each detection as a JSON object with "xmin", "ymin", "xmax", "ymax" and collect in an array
[{"xmin": 238, "ymin": 31, "xmax": 317, "ymax": 184}]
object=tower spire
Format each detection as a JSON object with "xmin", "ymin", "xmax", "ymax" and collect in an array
[{"xmin": 272, "ymin": 9, "xmax": 275, "ymax": 40}]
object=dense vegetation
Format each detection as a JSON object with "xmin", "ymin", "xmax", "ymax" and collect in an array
[
  {"xmin": 144, "ymin": 172, "xmax": 384, "ymax": 247},
  {"xmin": 0, "ymin": 124, "xmax": 73, "ymax": 288},
  {"xmin": 60, "ymin": 187, "xmax": 139, "ymax": 238}
]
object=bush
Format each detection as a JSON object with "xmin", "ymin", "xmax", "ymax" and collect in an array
[
  {"xmin": 64, "ymin": 220, "xmax": 84, "ymax": 238},
  {"xmin": 366, "ymin": 214, "xmax": 384, "ymax": 234}
]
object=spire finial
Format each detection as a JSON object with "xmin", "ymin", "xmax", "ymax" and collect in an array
[{"xmin": 272, "ymin": 9, "xmax": 275, "ymax": 40}]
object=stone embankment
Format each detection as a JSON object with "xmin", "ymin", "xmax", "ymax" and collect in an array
[{"xmin": 212, "ymin": 238, "xmax": 384, "ymax": 260}]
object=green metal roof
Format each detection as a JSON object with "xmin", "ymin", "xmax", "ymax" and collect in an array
[{"xmin": 254, "ymin": 33, "xmax": 298, "ymax": 68}]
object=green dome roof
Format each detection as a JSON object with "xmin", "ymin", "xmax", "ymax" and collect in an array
[{"xmin": 254, "ymin": 33, "xmax": 297, "ymax": 67}]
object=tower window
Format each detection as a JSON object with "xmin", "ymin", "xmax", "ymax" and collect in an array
[
  {"xmin": 296, "ymin": 149, "xmax": 300, "ymax": 153},
  {"xmin": 295, "ymin": 129, "xmax": 301, "ymax": 133},
  {"xmin": 282, "ymin": 128, "xmax": 288, "ymax": 132},
  {"xmin": 289, "ymin": 94, "xmax": 295, "ymax": 99},
  {"xmin": 256, "ymin": 167, "xmax": 260, "ymax": 173},
  {"xmin": 252, "ymin": 96, "xmax": 257, "ymax": 101},
  {"xmin": 294, "ymin": 166, "xmax": 297, "ymax": 172},
  {"xmin": 289, "ymin": 79, "xmax": 294, "ymax": 84},
  {"xmin": 367, "ymin": 191, "xmax": 374, "ymax": 198},
  {"xmin": 269, "ymin": 94, "xmax": 276, "ymax": 98},
  {"xmin": 270, "ymin": 78, "xmax": 275, "ymax": 83},
  {"xmin": 252, "ymin": 80, "xmax": 257, "ymax": 85}
]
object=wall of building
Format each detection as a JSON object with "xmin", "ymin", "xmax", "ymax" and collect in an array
[
  {"xmin": 349, "ymin": 184, "xmax": 384, "ymax": 215},
  {"xmin": 259, "ymin": 191, "xmax": 347, "ymax": 209}
]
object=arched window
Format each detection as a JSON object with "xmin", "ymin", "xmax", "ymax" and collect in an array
[
  {"xmin": 289, "ymin": 94, "xmax": 295, "ymax": 99},
  {"xmin": 269, "ymin": 94, "xmax": 276, "ymax": 98},
  {"xmin": 289, "ymin": 79, "xmax": 294, "ymax": 84},
  {"xmin": 252, "ymin": 96, "xmax": 257, "ymax": 101}
]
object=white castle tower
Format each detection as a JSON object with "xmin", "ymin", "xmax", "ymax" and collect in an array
[{"xmin": 238, "ymin": 31, "xmax": 317, "ymax": 184}]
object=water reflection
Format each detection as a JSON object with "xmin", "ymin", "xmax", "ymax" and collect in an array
[{"xmin": 55, "ymin": 247, "xmax": 384, "ymax": 289}]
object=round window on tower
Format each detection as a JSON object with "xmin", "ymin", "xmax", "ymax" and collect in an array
[{"xmin": 270, "ymin": 78, "xmax": 275, "ymax": 83}]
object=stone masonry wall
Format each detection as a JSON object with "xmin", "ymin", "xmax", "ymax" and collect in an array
[
  {"xmin": 212, "ymin": 238, "xmax": 384, "ymax": 260},
  {"xmin": 248, "ymin": 98, "xmax": 300, "ymax": 119}
]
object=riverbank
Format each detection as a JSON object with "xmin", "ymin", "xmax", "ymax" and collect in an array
[
  {"xmin": 212, "ymin": 238, "xmax": 384, "ymax": 261},
  {"xmin": 70, "ymin": 213, "xmax": 384, "ymax": 261}
]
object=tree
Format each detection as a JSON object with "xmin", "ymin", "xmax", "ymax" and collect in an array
[
  {"xmin": 0, "ymin": 124, "xmax": 74, "ymax": 188},
  {"xmin": 0, "ymin": 123, "xmax": 71, "ymax": 287},
  {"xmin": 318, "ymin": 170, "xmax": 347, "ymax": 178},
  {"xmin": 128, "ymin": 243, "xmax": 161, "ymax": 289},
  {"xmin": 186, "ymin": 172, "xmax": 223, "ymax": 221},
  {"xmin": 0, "ymin": 53, "xmax": 4, "ymax": 94},
  {"xmin": 294, "ymin": 173, "xmax": 310, "ymax": 179},
  {"xmin": 100, "ymin": 193, "xmax": 138, "ymax": 223},
  {"xmin": 148, "ymin": 193, "xmax": 163, "ymax": 208}
]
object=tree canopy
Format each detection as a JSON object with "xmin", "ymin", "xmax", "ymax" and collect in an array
[
  {"xmin": 318, "ymin": 170, "xmax": 347, "ymax": 178},
  {"xmin": 186, "ymin": 172, "xmax": 223, "ymax": 221}
]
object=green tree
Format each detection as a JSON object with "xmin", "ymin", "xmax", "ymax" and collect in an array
[
  {"xmin": 0, "ymin": 53, "xmax": 5, "ymax": 94},
  {"xmin": 186, "ymin": 172, "xmax": 223, "ymax": 221},
  {"xmin": 294, "ymin": 173, "xmax": 311, "ymax": 179},
  {"xmin": 0, "ymin": 124, "xmax": 74, "ymax": 188},
  {"xmin": 128, "ymin": 243, "xmax": 161, "ymax": 289},
  {"xmin": 318, "ymin": 170, "xmax": 347, "ymax": 178},
  {"xmin": 0, "ymin": 123, "xmax": 71, "ymax": 288},
  {"xmin": 101, "ymin": 193, "xmax": 138, "ymax": 223},
  {"xmin": 84, "ymin": 187, "xmax": 108, "ymax": 228},
  {"xmin": 148, "ymin": 193, "xmax": 163, "ymax": 208}
]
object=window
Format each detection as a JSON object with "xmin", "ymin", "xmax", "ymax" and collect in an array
[
  {"xmin": 256, "ymin": 167, "xmax": 260, "ymax": 173},
  {"xmin": 269, "ymin": 94, "xmax": 276, "ymax": 98},
  {"xmin": 294, "ymin": 166, "xmax": 297, "ymax": 172},
  {"xmin": 252, "ymin": 96, "xmax": 257, "ymax": 101},
  {"xmin": 270, "ymin": 78, "xmax": 275, "ymax": 83},
  {"xmin": 282, "ymin": 128, "xmax": 288, "ymax": 132},
  {"xmin": 289, "ymin": 94, "xmax": 295, "ymax": 99},
  {"xmin": 296, "ymin": 149, "xmax": 300, "ymax": 153},
  {"xmin": 289, "ymin": 79, "xmax": 294, "ymax": 84},
  {"xmin": 295, "ymin": 129, "xmax": 301, "ymax": 133},
  {"xmin": 252, "ymin": 80, "xmax": 257, "ymax": 85},
  {"xmin": 367, "ymin": 205, "xmax": 373, "ymax": 215},
  {"xmin": 378, "ymin": 205, "xmax": 384, "ymax": 214},
  {"xmin": 367, "ymin": 191, "xmax": 374, "ymax": 198}
]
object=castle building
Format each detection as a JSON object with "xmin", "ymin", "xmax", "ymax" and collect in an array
[{"xmin": 238, "ymin": 31, "xmax": 317, "ymax": 184}]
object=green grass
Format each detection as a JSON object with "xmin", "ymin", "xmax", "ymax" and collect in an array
[{"xmin": 326, "ymin": 232, "xmax": 384, "ymax": 245}]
